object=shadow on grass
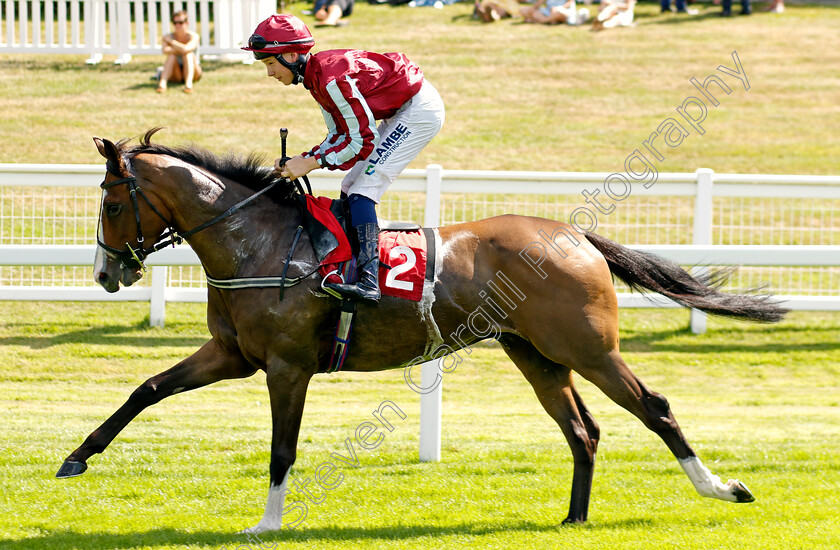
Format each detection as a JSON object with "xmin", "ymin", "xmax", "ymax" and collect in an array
[
  {"xmin": 122, "ymin": 60, "xmax": 234, "ymax": 92},
  {"xmin": 0, "ymin": 520, "xmax": 576, "ymax": 549},
  {"xmin": 2, "ymin": 317, "xmax": 836, "ymax": 353},
  {"xmin": 619, "ymin": 323, "xmax": 840, "ymax": 353},
  {"xmin": 0, "ymin": 57, "xmax": 238, "ymax": 74},
  {"xmin": 0, "ymin": 322, "xmax": 207, "ymax": 349}
]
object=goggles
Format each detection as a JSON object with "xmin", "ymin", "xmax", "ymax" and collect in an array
[{"xmin": 246, "ymin": 33, "xmax": 314, "ymax": 55}]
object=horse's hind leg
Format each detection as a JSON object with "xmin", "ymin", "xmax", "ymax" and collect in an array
[
  {"xmin": 500, "ymin": 335, "xmax": 600, "ymax": 524},
  {"xmin": 576, "ymin": 349, "xmax": 755, "ymax": 504},
  {"xmin": 57, "ymin": 338, "xmax": 256, "ymax": 478}
]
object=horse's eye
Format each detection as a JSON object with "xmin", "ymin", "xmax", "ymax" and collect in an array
[{"xmin": 105, "ymin": 204, "xmax": 122, "ymax": 217}]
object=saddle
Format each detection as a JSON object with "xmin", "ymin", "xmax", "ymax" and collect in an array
[
  {"xmin": 295, "ymin": 194, "xmax": 431, "ymax": 375},
  {"xmin": 296, "ymin": 194, "xmax": 420, "ymax": 267}
]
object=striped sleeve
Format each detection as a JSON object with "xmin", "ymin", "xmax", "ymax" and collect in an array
[
  {"xmin": 305, "ymin": 106, "xmax": 340, "ymax": 161},
  {"xmin": 315, "ymin": 76, "xmax": 379, "ymax": 170}
]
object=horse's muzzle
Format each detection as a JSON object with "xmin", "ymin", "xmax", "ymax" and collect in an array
[
  {"xmin": 95, "ymin": 262, "xmax": 142, "ymax": 292},
  {"xmin": 94, "ymin": 245, "xmax": 143, "ymax": 292}
]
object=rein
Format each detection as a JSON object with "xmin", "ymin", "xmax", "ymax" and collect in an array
[{"xmin": 99, "ymin": 169, "xmax": 317, "ymax": 296}]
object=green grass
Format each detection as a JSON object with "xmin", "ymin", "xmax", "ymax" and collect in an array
[
  {"xmin": 0, "ymin": 2, "xmax": 839, "ymax": 175},
  {"xmin": 1, "ymin": 302, "xmax": 838, "ymax": 549},
  {"xmin": 1, "ymin": 4, "xmax": 839, "ymax": 548}
]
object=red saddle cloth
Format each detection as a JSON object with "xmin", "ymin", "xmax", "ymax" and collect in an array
[
  {"xmin": 376, "ymin": 229, "xmax": 428, "ymax": 302},
  {"xmin": 305, "ymin": 196, "xmax": 428, "ymax": 302}
]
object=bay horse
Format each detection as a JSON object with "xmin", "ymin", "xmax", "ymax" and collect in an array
[{"xmin": 57, "ymin": 128, "xmax": 786, "ymax": 532}]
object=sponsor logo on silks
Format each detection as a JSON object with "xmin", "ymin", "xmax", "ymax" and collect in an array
[
  {"xmin": 365, "ymin": 164, "xmax": 376, "ymax": 175},
  {"xmin": 369, "ymin": 123, "xmax": 412, "ymax": 165}
]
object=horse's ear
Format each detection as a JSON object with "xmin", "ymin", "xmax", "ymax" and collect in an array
[
  {"xmin": 94, "ymin": 137, "xmax": 115, "ymax": 160},
  {"xmin": 93, "ymin": 137, "xmax": 126, "ymax": 173}
]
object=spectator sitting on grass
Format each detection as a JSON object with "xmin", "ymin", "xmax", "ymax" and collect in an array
[
  {"xmin": 157, "ymin": 10, "xmax": 201, "ymax": 93},
  {"xmin": 521, "ymin": 0, "xmax": 589, "ymax": 25},
  {"xmin": 592, "ymin": 0, "xmax": 635, "ymax": 29},
  {"xmin": 407, "ymin": 0, "xmax": 452, "ymax": 7},
  {"xmin": 314, "ymin": 0, "xmax": 354, "ymax": 26},
  {"xmin": 474, "ymin": 0, "xmax": 526, "ymax": 22}
]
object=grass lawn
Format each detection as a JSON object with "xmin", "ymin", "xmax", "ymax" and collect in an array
[
  {"xmin": 0, "ymin": 2, "xmax": 838, "ymax": 175},
  {"xmin": 1, "ymin": 2, "xmax": 838, "ymax": 549},
  {"xmin": 0, "ymin": 302, "xmax": 838, "ymax": 549}
]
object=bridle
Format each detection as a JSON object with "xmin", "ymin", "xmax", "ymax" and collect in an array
[
  {"xmin": 97, "ymin": 175, "xmax": 180, "ymax": 272},
  {"xmin": 97, "ymin": 162, "xmax": 316, "ymax": 299},
  {"xmin": 97, "ymin": 169, "xmax": 285, "ymax": 272}
]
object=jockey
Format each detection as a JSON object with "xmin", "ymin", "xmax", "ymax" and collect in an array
[{"xmin": 243, "ymin": 14, "xmax": 445, "ymax": 304}]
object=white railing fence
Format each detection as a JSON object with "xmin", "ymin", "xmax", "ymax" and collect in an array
[
  {"xmin": 0, "ymin": 0, "xmax": 274, "ymax": 64},
  {"xmin": 2, "ymin": 164, "xmax": 839, "ymax": 326},
  {"xmin": 2, "ymin": 163, "xmax": 839, "ymax": 463}
]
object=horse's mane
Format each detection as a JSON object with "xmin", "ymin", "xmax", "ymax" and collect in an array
[{"xmin": 119, "ymin": 128, "xmax": 298, "ymax": 203}]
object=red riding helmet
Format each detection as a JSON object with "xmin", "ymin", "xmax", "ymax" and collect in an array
[{"xmin": 242, "ymin": 14, "xmax": 315, "ymax": 59}]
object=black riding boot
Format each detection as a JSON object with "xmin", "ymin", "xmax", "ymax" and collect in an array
[{"xmin": 325, "ymin": 222, "xmax": 381, "ymax": 304}]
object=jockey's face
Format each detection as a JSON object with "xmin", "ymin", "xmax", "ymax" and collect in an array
[{"xmin": 261, "ymin": 54, "xmax": 298, "ymax": 86}]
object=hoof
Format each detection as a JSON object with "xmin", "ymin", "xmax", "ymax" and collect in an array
[
  {"xmin": 56, "ymin": 460, "xmax": 87, "ymax": 478},
  {"xmin": 561, "ymin": 516, "xmax": 587, "ymax": 525},
  {"xmin": 730, "ymin": 480, "xmax": 755, "ymax": 503}
]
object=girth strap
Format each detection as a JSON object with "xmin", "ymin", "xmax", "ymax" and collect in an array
[{"xmin": 205, "ymin": 273, "xmax": 309, "ymax": 290}]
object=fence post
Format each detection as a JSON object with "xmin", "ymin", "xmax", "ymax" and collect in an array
[
  {"xmin": 419, "ymin": 164, "xmax": 443, "ymax": 462},
  {"xmin": 424, "ymin": 164, "xmax": 442, "ymax": 228},
  {"xmin": 150, "ymin": 266, "xmax": 167, "ymax": 327},
  {"xmin": 85, "ymin": 0, "xmax": 104, "ymax": 65},
  {"xmin": 114, "ymin": 0, "xmax": 132, "ymax": 64},
  {"xmin": 691, "ymin": 168, "xmax": 714, "ymax": 334},
  {"xmin": 418, "ymin": 363, "xmax": 442, "ymax": 462},
  {"xmin": 18, "ymin": 0, "xmax": 28, "ymax": 47}
]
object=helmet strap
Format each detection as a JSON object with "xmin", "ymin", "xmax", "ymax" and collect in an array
[{"xmin": 277, "ymin": 53, "xmax": 309, "ymax": 85}]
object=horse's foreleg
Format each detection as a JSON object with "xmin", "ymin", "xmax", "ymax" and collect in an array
[
  {"xmin": 242, "ymin": 362, "xmax": 312, "ymax": 534},
  {"xmin": 578, "ymin": 350, "xmax": 755, "ymax": 504},
  {"xmin": 500, "ymin": 335, "xmax": 600, "ymax": 525},
  {"xmin": 57, "ymin": 338, "xmax": 256, "ymax": 478}
]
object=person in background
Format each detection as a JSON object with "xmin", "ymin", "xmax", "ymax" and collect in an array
[
  {"xmin": 765, "ymin": 0, "xmax": 783, "ymax": 12},
  {"xmin": 660, "ymin": 0, "xmax": 697, "ymax": 14},
  {"xmin": 157, "ymin": 10, "xmax": 202, "ymax": 93},
  {"xmin": 474, "ymin": 0, "xmax": 527, "ymax": 22},
  {"xmin": 592, "ymin": 0, "xmax": 635, "ymax": 29},
  {"xmin": 721, "ymin": 0, "xmax": 751, "ymax": 16},
  {"xmin": 314, "ymin": 0, "xmax": 354, "ymax": 26},
  {"xmin": 521, "ymin": 0, "xmax": 590, "ymax": 25},
  {"xmin": 242, "ymin": 15, "xmax": 445, "ymax": 303},
  {"xmin": 407, "ymin": 0, "xmax": 448, "ymax": 8}
]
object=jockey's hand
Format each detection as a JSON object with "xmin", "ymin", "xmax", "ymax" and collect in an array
[{"xmin": 275, "ymin": 155, "xmax": 320, "ymax": 180}]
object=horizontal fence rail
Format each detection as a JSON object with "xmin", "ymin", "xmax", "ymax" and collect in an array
[
  {"xmin": 0, "ymin": 0, "xmax": 274, "ymax": 64},
  {"xmin": 1, "ymin": 243, "xmax": 837, "ymax": 318},
  {"xmin": 1, "ymin": 163, "xmax": 839, "ymax": 330}
]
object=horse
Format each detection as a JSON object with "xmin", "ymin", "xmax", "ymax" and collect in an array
[{"xmin": 57, "ymin": 128, "xmax": 786, "ymax": 532}]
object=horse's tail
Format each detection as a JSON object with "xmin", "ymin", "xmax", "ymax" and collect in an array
[{"xmin": 585, "ymin": 232, "xmax": 788, "ymax": 323}]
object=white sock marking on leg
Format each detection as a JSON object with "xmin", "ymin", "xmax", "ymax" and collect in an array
[
  {"xmin": 242, "ymin": 470, "xmax": 289, "ymax": 533},
  {"xmin": 678, "ymin": 457, "xmax": 738, "ymax": 501}
]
